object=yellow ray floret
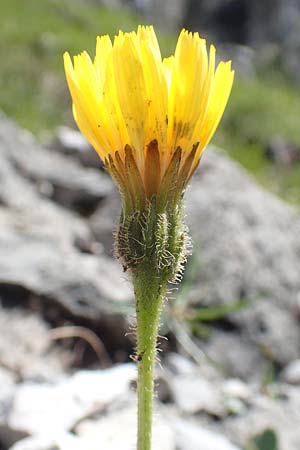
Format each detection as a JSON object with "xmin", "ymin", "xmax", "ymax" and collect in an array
[{"xmin": 64, "ymin": 26, "xmax": 234, "ymax": 209}]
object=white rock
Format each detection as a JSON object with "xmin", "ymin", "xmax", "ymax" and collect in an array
[
  {"xmin": 0, "ymin": 367, "xmax": 16, "ymax": 404},
  {"xmin": 76, "ymin": 405, "xmax": 175, "ymax": 450},
  {"xmin": 67, "ymin": 364, "xmax": 136, "ymax": 406},
  {"xmin": 282, "ymin": 359, "xmax": 300, "ymax": 384},
  {"xmin": 165, "ymin": 353, "xmax": 196, "ymax": 375},
  {"xmin": 56, "ymin": 126, "xmax": 91, "ymax": 153},
  {"xmin": 8, "ymin": 365, "xmax": 136, "ymax": 435},
  {"xmin": 9, "ymin": 432, "xmax": 83, "ymax": 450},
  {"xmin": 55, "ymin": 126, "xmax": 100, "ymax": 167},
  {"xmin": 174, "ymin": 419, "xmax": 241, "ymax": 450},
  {"xmin": 170, "ymin": 375, "xmax": 225, "ymax": 416},
  {"xmin": 222, "ymin": 379, "xmax": 252, "ymax": 401}
]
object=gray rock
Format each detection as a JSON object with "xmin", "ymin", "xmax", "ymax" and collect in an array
[
  {"xmin": 0, "ymin": 115, "xmax": 132, "ymax": 325},
  {"xmin": 181, "ymin": 0, "xmax": 300, "ymax": 76},
  {"xmin": 101, "ymin": 0, "xmax": 300, "ymax": 75},
  {"xmin": 165, "ymin": 353, "xmax": 249, "ymax": 417},
  {"xmin": 235, "ymin": 301, "xmax": 300, "ymax": 367},
  {"xmin": 185, "ymin": 148, "xmax": 300, "ymax": 372},
  {"xmin": 148, "ymin": 0, "xmax": 188, "ymax": 32},
  {"xmin": 2, "ymin": 112, "xmax": 300, "ymax": 450},
  {"xmin": 0, "ymin": 117, "xmax": 113, "ymax": 214},
  {"xmin": 248, "ymin": 0, "xmax": 300, "ymax": 77},
  {"xmin": 0, "ymin": 209, "xmax": 132, "ymax": 323},
  {"xmin": 0, "ymin": 118, "xmax": 95, "ymax": 248},
  {"xmin": 54, "ymin": 126, "xmax": 100, "ymax": 168},
  {"xmin": 0, "ymin": 367, "xmax": 16, "ymax": 441},
  {"xmin": 0, "ymin": 308, "xmax": 70, "ymax": 381},
  {"xmin": 224, "ymin": 387, "xmax": 300, "ymax": 450},
  {"xmin": 90, "ymin": 191, "xmax": 121, "ymax": 256},
  {"xmin": 266, "ymin": 135, "xmax": 298, "ymax": 166},
  {"xmin": 203, "ymin": 331, "xmax": 266, "ymax": 380},
  {"xmin": 167, "ymin": 358, "xmax": 253, "ymax": 417},
  {"xmin": 183, "ymin": 0, "xmax": 246, "ymax": 43},
  {"xmin": 218, "ymin": 44, "xmax": 256, "ymax": 77}
]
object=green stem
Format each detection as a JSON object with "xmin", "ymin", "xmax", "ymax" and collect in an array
[{"xmin": 133, "ymin": 268, "xmax": 167, "ymax": 450}]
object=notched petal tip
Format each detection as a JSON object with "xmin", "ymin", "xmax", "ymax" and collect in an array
[
  {"xmin": 63, "ymin": 51, "xmax": 70, "ymax": 60},
  {"xmin": 63, "ymin": 51, "xmax": 73, "ymax": 70}
]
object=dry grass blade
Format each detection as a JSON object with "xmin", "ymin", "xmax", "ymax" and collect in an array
[{"xmin": 49, "ymin": 326, "xmax": 111, "ymax": 367}]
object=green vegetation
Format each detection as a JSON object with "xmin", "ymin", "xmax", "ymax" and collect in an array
[
  {"xmin": 245, "ymin": 429, "xmax": 278, "ymax": 450},
  {"xmin": 1, "ymin": 0, "xmax": 299, "ymax": 202},
  {"xmin": 0, "ymin": 0, "xmax": 176, "ymax": 133},
  {"xmin": 165, "ymin": 250, "xmax": 258, "ymax": 341},
  {"xmin": 215, "ymin": 73, "xmax": 300, "ymax": 203}
]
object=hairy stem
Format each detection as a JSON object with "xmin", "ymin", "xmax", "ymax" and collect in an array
[{"xmin": 133, "ymin": 267, "xmax": 168, "ymax": 450}]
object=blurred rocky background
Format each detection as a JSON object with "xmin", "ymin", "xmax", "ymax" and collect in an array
[{"xmin": 1, "ymin": 1, "xmax": 300, "ymax": 449}]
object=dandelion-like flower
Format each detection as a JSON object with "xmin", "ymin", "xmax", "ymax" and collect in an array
[
  {"xmin": 64, "ymin": 26, "xmax": 233, "ymax": 213},
  {"xmin": 64, "ymin": 26, "xmax": 234, "ymax": 450}
]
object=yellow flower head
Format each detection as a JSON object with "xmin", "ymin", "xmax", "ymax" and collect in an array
[{"xmin": 64, "ymin": 26, "xmax": 234, "ymax": 212}]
